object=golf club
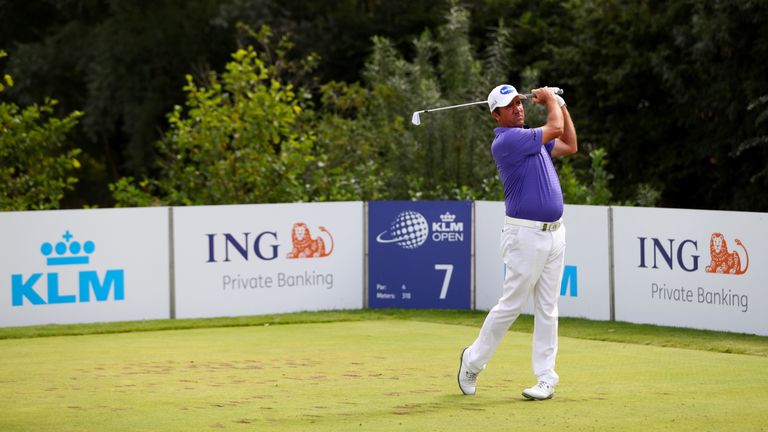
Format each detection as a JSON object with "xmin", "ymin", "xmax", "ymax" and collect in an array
[{"xmin": 411, "ymin": 87, "xmax": 563, "ymax": 126}]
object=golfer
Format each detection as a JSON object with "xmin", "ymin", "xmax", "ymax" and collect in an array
[{"xmin": 458, "ymin": 85, "xmax": 577, "ymax": 400}]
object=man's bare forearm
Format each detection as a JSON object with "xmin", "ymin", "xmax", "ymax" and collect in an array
[{"xmin": 560, "ymin": 106, "xmax": 577, "ymax": 152}]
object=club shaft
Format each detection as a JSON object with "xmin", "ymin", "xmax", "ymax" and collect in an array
[
  {"xmin": 419, "ymin": 101, "xmax": 485, "ymax": 114},
  {"xmin": 417, "ymin": 87, "xmax": 563, "ymax": 114}
]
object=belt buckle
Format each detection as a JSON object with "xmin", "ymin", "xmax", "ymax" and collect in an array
[{"xmin": 542, "ymin": 221, "xmax": 560, "ymax": 232}]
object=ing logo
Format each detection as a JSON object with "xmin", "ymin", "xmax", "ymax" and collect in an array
[
  {"xmin": 704, "ymin": 233, "xmax": 749, "ymax": 275},
  {"xmin": 286, "ymin": 223, "xmax": 334, "ymax": 258},
  {"xmin": 637, "ymin": 232, "xmax": 750, "ymax": 275},
  {"xmin": 11, "ymin": 230, "xmax": 125, "ymax": 306}
]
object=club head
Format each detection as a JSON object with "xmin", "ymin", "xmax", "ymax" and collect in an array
[{"xmin": 411, "ymin": 111, "xmax": 421, "ymax": 126}]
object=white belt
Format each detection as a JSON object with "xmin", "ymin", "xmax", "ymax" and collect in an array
[{"xmin": 505, "ymin": 216, "xmax": 562, "ymax": 232}]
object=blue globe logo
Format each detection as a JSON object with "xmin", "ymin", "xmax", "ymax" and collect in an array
[{"xmin": 376, "ymin": 211, "xmax": 430, "ymax": 249}]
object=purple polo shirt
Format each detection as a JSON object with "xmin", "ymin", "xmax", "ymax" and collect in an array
[{"xmin": 491, "ymin": 127, "xmax": 563, "ymax": 222}]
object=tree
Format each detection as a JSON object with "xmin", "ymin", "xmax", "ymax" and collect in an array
[
  {"xmin": 17, "ymin": 0, "xmax": 765, "ymax": 210},
  {"xmin": 344, "ymin": 3, "xmax": 501, "ymax": 200},
  {"xmin": 110, "ymin": 44, "xmax": 314, "ymax": 206},
  {"xmin": 312, "ymin": 1, "xmax": 617, "ymax": 205},
  {"xmin": 734, "ymin": 94, "xmax": 768, "ymax": 192},
  {"xmin": 301, "ymin": 80, "xmax": 390, "ymax": 201},
  {"xmin": 0, "ymin": 51, "xmax": 82, "ymax": 210},
  {"xmin": 6, "ymin": 0, "xmax": 236, "ymax": 208},
  {"xmin": 552, "ymin": 0, "xmax": 768, "ymax": 210}
]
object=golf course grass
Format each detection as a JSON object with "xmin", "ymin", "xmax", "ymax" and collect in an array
[{"xmin": 1, "ymin": 314, "xmax": 767, "ymax": 431}]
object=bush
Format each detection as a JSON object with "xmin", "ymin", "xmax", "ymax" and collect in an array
[
  {"xmin": 0, "ymin": 51, "xmax": 82, "ymax": 210},
  {"xmin": 111, "ymin": 45, "xmax": 315, "ymax": 206}
]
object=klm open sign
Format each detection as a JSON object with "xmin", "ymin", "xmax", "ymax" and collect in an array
[{"xmin": 368, "ymin": 201, "xmax": 471, "ymax": 309}]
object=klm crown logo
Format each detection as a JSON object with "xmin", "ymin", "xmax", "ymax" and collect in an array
[
  {"xmin": 439, "ymin": 212, "xmax": 456, "ymax": 223},
  {"xmin": 41, "ymin": 230, "xmax": 95, "ymax": 266}
]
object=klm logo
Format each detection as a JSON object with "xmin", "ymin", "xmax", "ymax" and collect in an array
[
  {"xmin": 431, "ymin": 212, "xmax": 464, "ymax": 242},
  {"xmin": 11, "ymin": 230, "xmax": 125, "ymax": 306}
]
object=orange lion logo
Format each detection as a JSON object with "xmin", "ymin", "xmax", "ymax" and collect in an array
[
  {"xmin": 704, "ymin": 233, "xmax": 749, "ymax": 275},
  {"xmin": 286, "ymin": 223, "xmax": 334, "ymax": 258}
]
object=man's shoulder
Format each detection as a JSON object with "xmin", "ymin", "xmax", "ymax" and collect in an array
[
  {"xmin": 494, "ymin": 126, "xmax": 538, "ymax": 142},
  {"xmin": 495, "ymin": 126, "xmax": 535, "ymax": 135}
]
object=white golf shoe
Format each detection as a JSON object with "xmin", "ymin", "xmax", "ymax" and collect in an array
[
  {"xmin": 457, "ymin": 347, "xmax": 479, "ymax": 395},
  {"xmin": 522, "ymin": 381, "xmax": 555, "ymax": 400}
]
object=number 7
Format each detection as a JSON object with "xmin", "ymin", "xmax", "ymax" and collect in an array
[{"xmin": 434, "ymin": 264, "xmax": 454, "ymax": 300}]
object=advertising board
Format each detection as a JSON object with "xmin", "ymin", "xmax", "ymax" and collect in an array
[
  {"xmin": 173, "ymin": 202, "xmax": 364, "ymax": 318},
  {"xmin": 0, "ymin": 207, "xmax": 170, "ymax": 327},
  {"xmin": 475, "ymin": 201, "xmax": 611, "ymax": 320},
  {"xmin": 613, "ymin": 206, "xmax": 768, "ymax": 335},
  {"xmin": 368, "ymin": 201, "xmax": 472, "ymax": 309}
]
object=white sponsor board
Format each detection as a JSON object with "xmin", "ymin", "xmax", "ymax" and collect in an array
[
  {"xmin": 0, "ymin": 208, "xmax": 170, "ymax": 327},
  {"xmin": 173, "ymin": 202, "xmax": 364, "ymax": 318},
  {"xmin": 475, "ymin": 201, "xmax": 611, "ymax": 320},
  {"xmin": 475, "ymin": 201, "xmax": 506, "ymax": 311},
  {"xmin": 613, "ymin": 206, "xmax": 768, "ymax": 335}
]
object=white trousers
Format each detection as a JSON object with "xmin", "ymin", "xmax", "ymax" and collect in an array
[{"xmin": 465, "ymin": 220, "xmax": 566, "ymax": 385}]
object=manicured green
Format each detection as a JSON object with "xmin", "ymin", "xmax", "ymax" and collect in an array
[{"xmin": 1, "ymin": 319, "xmax": 766, "ymax": 431}]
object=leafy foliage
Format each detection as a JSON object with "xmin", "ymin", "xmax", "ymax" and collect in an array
[
  {"xmin": 303, "ymin": 81, "xmax": 390, "ymax": 201},
  {"xmin": 0, "ymin": 51, "xmax": 83, "ymax": 210},
  {"xmin": 734, "ymin": 94, "xmax": 768, "ymax": 184},
  {"xmin": 312, "ymin": 2, "xmax": 613, "ymax": 204},
  {"xmin": 308, "ymin": 5, "xmax": 504, "ymax": 202},
  {"xmin": 110, "ymin": 44, "xmax": 314, "ymax": 206},
  {"xmin": 558, "ymin": 148, "xmax": 614, "ymax": 205},
  {"xmin": 7, "ymin": 1, "xmax": 766, "ymax": 210},
  {"xmin": 553, "ymin": 0, "xmax": 768, "ymax": 210},
  {"xmin": 111, "ymin": 6, "xmax": 617, "ymax": 207}
]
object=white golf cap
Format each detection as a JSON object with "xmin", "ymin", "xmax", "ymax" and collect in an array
[{"xmin": 487, "ymin": 84, "xmax": 520, "ymax": 112}]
